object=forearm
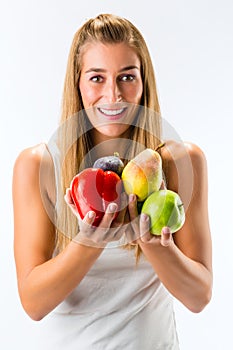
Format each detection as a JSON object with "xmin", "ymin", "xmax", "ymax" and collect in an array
[
  {"xmin": 19, "ymin": 242, "xmax": 103, "ymax": 321},
  {"xmin": 139, "ymin": 240, "xmax": 212, "ymax": 313}
]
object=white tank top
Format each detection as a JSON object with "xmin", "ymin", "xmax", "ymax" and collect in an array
[{"xmin": 39, "ymin": 141, "xmax": 180, "ymax": 350}]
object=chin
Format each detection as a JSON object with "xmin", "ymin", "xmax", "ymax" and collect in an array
[{"xmin": 97, "ymin": 124, "xmax": 130, "ymax": 138}]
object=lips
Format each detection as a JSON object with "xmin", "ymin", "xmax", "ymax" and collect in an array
[{"xmin": 97, "ymin": 107, "xmax": 127, "ymax": 120}]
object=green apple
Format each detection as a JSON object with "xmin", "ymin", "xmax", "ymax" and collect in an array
[{"xmin": 141, "ymin": 189, "xmax": 185, "ymax": 235}]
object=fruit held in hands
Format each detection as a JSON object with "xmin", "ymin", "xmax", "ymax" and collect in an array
[
  {"xmin": 121, "ymin": 148, "xmax": 163, "ymax": 201},
  {"xmin": 141, "ymin": 189, "xmax": 185, "ymax": 235},
  {"xmin": 93, "ymin": 153, "xmax": 124, "ymax": 176},
  {"xmin": 71, "ymin": 168, "xmax": 122, "ymax": 226}
]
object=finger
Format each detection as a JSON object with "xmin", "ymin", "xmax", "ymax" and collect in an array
[
  {"xmin": 128, "ymin": 194, "xmax": 141, "ymax": 239},
  {"xmin": 113, "ymin": 192, "xmax": 128, "ymax": 225},
  {"xmin": 124, "ymin": 224, "xmax": 138, "ymax": 244},
  {"xmin": 83, "ymin": 210, "xmax": 96, "ymax": 225},
  {"xmin": 64, "ymin": 188, "xmax": 73, "ymax": 204},
  {"xmin": 100, "ymin": 203, "xmax": 118, "ymax": 229},
  {"xmin": 139, "ymin": 213, "xmax": 151, "ymax": 242},
  {"xmin": 112, "ymin": 225, "xmax": 127, "ymax": 243},
  {"xmin": 97, "ymin": 203, "xmax": 120, "ymax": 243},
  {"xmin": 128, "ymin": 194, "xmax": 138, "ymax": 220},
  {"xmin": 78, "ymin": 210, "xmax": 96, "ymax": 233},
  {"xmin": 119, "ymin": 210, "xmax": 136, "ymax": 243},
  {"xmin": 64, "ymin": 190, "xmax": 80, "ymax": 217},
  {"xmin": 160, "ymin": 226, "xmax": 172, "ymax": 247}
]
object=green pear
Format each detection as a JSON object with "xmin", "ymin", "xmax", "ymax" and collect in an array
[
  {"xmin": 141, "ymin": 189, "xmax": 185, "ymax": 235},
  {"xmin": 121, "ymin": 148, "xmax": 163, "ymax": 201}
]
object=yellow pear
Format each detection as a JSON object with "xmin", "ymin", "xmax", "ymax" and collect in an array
[{"xmin": 121, "ymin": 148, "xmax": 163, "ymax": 201}]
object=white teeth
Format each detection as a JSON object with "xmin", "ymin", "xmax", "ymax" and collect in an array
[{"xmin": 99, "ymin": 108, "xmax": 125, "ymax": 116}]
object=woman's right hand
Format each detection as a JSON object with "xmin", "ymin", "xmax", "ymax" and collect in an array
[{"xmin": 65, "ymin": 188, "xmax": 128, "ymax": 248}]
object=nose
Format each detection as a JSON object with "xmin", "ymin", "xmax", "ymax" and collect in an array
[{"xmin": 103, "ymin": 79, "xmax": 122, "ymax": 103}]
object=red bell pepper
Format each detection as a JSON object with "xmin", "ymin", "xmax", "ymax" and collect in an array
[{"xmin": 71, "ymin": 168, "xmax": 122, "ymax": 226}]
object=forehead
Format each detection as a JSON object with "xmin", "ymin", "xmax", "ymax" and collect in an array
[{"xmin": 80, "ymin": 42, "xmax": 141, "ymax": 70}]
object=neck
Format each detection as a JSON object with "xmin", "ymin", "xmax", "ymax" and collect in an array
[{"xmin": 89, "ymin": 128, "xmax": 133, "ymax": 160}]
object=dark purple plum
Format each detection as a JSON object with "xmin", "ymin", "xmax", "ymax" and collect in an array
[{"xmin": 93, "ymin": 153, "xmax": 124, "ymax": 176}]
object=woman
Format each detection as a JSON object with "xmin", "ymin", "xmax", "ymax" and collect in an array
[{"xmin": 13, "ymin": 14, "xmax": 212, "ymax": 349}]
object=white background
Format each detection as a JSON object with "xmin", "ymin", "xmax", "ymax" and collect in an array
[{"xmin": 1, "ymin": 0, "xmax": 232, "ymax": 349}]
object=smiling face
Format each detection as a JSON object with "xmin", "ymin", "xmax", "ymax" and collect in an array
[{"xmin": 79, "ymin": 42, "xmax": 143, "ymax": 143}]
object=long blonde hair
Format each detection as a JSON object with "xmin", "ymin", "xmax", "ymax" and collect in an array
[{"xmin": 55, "ymin": 14, "xmax": 162, "ymax": 257}]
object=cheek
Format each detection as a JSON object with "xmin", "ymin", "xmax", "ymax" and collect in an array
[
  {"xmin": 123, "ymin": 83, "xmax": 143, "ymax": 103},
  {"xmin": 136, "ymin": 85, "xmax": 143, "ymax": 103},
  {"xmin": 79, "ymin": 81, "xmax": 96, "ymax": 107}
]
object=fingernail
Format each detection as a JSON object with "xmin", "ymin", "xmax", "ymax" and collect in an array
[
  {"xmin": 162, "ymin": 226, "xmax": 170, "ymax": 234},
  {"xmin": 129, "ymin": 194, "xmax": 135, "ymax": 202},
  {"xmin": 141, "ymin": 213, "xmax": 149, "ymax": 222},
  {"xmin": 88, "ymin": 211, "xmax": 96, "ymax": 219},
  {"xmin": 108, "ymin": 203, "xmax": 117, "ymax": 213}
]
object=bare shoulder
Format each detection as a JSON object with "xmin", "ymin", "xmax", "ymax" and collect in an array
[
  {"xmin": 160, "ymin": 140, "xmax": 208, "ymax": 206},
  {"xmin": 13, "ymin": 143, "xmax": 56, "ymax": 221},
  {"xmin": 13, "ymin": 143, "xmax": 55, "ymax": 201},
  {"xmin": 13, "ymin": 143, "xmax": 52, "ymax": 178},
  {"xmin": 161, "ymin": 139, "xmax": 207, "ymax": 165}
]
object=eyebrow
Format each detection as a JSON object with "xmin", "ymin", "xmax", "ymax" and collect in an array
[{"xmin": 84, "ymin": 65, "xmax": 140, "ymax": 74}]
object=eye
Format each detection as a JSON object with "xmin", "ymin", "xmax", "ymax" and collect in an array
[
  {"xmin": 90, "ymin": 75, "xmax": 104, "ymax": 83},
  {"xmin": 119, "ymin": 74, "xmax": 135, "ymax": 82}
]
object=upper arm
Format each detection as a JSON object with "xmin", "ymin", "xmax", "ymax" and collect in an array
[
  {"xmin": 12, "ymin": 144, "xmax": 56, "ymax": 289},
  {"xmin": 162, "ymin": 141, "xmax": 212, "ymax": 273}
]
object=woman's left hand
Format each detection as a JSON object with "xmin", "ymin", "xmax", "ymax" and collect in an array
[{"xmin": 127, "ymin": 193, "xmax": 174, "ymax": 247}]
